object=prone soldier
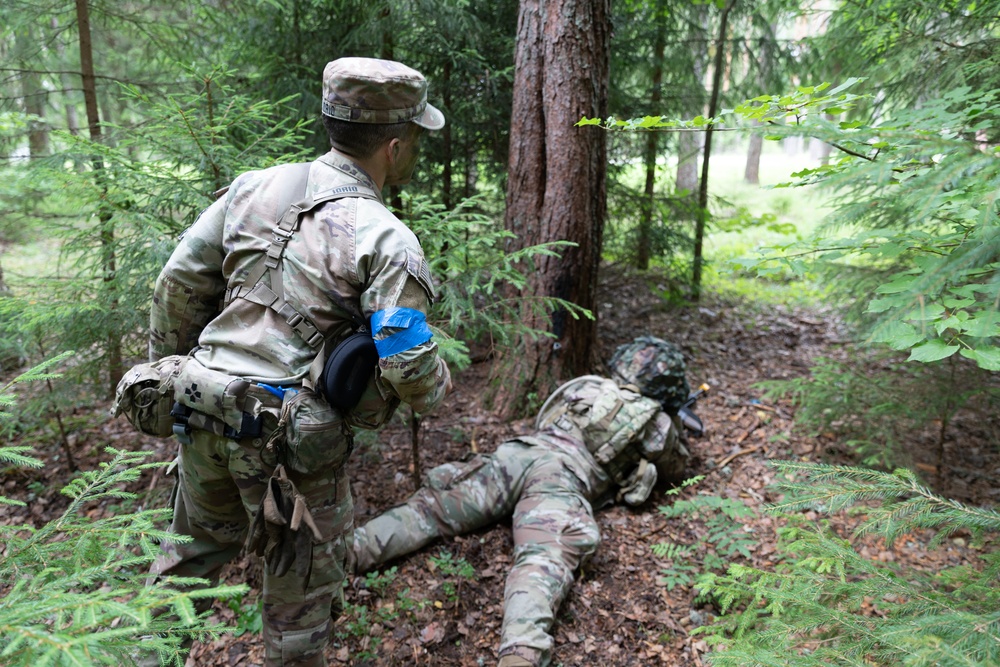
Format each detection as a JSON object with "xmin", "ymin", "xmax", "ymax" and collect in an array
[{"xmin": 352, "ymin": 336, "xmax": 697, "ymax": 667}]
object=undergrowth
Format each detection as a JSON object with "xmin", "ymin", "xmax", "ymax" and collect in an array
[
  {"xmin": 0, "ymin": 359, "xmax": 246, "ymax": 666},
  {"xmin": 654, "ymin": 477, "xmax": 757, "ymax": 591},
  {"xmin": 695, "ymin": 461, "xmax": 1000, "ymax": 667}
]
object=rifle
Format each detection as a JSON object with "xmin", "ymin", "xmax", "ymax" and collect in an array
[{"xmin": 678, "ymin": 383, "xmax": 710, "ymax": 437}]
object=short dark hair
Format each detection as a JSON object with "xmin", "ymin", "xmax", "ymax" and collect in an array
[{"xmin": 321, "ymin": 115, "xmax": 418, "ymax": 159}]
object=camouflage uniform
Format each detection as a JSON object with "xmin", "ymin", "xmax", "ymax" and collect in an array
[
  {"xmin": 353, "ymin": 371, "xmax": 690, "ymax": 667},
  {"xmin": 148, "ymin": 58, "xmax": 450, "ymax": 666}
]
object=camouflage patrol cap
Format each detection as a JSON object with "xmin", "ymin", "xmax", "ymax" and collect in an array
[
  {"xmin": 322, "ymin": 57, "xmax": 445, "ymax": 130},
  {"xmin": 608, "ymin": 336, "xmax": 690, "ymax": 414}
]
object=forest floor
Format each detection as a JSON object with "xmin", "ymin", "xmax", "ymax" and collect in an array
[{"xmin": 2, "ymin": 267, "xmax": 997, "ymax": 666}]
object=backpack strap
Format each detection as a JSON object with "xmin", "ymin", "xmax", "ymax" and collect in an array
[{"xmin": 223, "ymin": 163, "xmax": 379, "ymax": 349}]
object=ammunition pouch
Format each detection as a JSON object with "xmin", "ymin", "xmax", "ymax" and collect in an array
[
  {"xmin": 271, "ymin": 388, "xmax": 353, "ymax": 475},
  {"xmin": 111, "ymin": 355, "xmax": 189, "ymax": 437},
  {"xmin": 617, "ymin": 459, "xmax": 658, "ymax": 506},
  {"xmin": 307, "ymin": 320, "xmax": 394, "ymax": 432},
  {"xmin": 173, "ymin": 358, "xmax": 261, "ymax": 432}
]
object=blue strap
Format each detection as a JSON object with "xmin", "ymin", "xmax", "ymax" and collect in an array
[
  {"xmin": 370, "ymin": 307, "xmax": 434, "ymax": 358},
  {"xmin": 256, "ymin": 383, "xmax": 298, "ymax": 399}
]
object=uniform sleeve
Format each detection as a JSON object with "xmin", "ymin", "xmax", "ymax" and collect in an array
[
  {"xmin": 148, "ymin": 196, "xmax": 228, "ymax": 361},
  {"xmin": 354, "ymin": 206, "xmax": 451, "ymax": 414},
  {"xmin": 375, "ymin": 278, "xmax": 452, "ymax": 413}
]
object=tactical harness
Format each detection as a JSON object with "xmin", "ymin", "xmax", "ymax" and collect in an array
[
  {"xmin": 224, "ymin": 162, "xmax": 378, "ymax": 350},
  {"xmin": 165, "ymin": 163, "xmax": 384, "ymax": 443},
  {"xmin": 533, "ymin": 375, "xmax": 667, "ymax": 506},
  {"xmin": 223, "ymin": 161, "xmax": 381, "ymax": 411}
]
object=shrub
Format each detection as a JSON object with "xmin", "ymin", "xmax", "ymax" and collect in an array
[
  {"xmin": 0, "ymin": 360, "xmax": 246, "ymax": 666},
  {"xmin": 694, "ymin": 461, "xmax": 1000, "ymax": 667}
]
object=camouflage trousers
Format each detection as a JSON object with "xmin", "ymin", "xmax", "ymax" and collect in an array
[
  {"xmin": 151, "ymin": 427, "xmax": 354, "ymax": 666},
  {"xmin": 353, "ymin": 440, "xmax": 607, "ymax": 667}
]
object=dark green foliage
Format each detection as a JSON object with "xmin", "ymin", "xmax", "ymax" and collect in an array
[
  {"xmin": 695, "ymin": 461, "xmax": 1000, "ymax": 667},
  {"xmin": 402, "ymin": 192, "xmax": 591, "ymax": 371},
  {"xmin": 216, "ymin": 0, "xmax": 517, "ymax": 199},
  {"xmin": 0, "ymin": 361, "xmax": 246, "ymax": 666},
  {"xmin": 603, "ymin": 174, "xmax": 696, "ymax": 281},
  {"xmin": 603, "ymin": 0, "xmax": 802, "ymax": 271},
  {"xmin": 811, "ymin": 0, "xmax": 1000, "ymax": 114},
  {"xmin": 654, "ymin": 476, "xmax": 757, "ymax": 591},
  {"xmin": 0, "ymin": 66, "xmax": 310, "ymax": 420}
]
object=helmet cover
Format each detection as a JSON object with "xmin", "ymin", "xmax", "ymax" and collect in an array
[{"xmin": 608, "ymin": 336, "xmax": 690, "ymax": 414}]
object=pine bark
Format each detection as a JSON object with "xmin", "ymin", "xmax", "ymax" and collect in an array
[
  {"xmin": 676, "ymin": 4, "xmax": 708, "ymax": 209},
  {"xmin": 494, "ymin": 0, "xmax": 611, "ymax": 417},
  {"xmin": 745, "ymin": 130, "xmax": 762, "ymax": 184},
  {"xmin": 693, "ymin": 0, "xmax": 737, "ymax": 301},
  {"xmin": 638, "ymin": 5, "xmax": 666, "ymax": 271}
]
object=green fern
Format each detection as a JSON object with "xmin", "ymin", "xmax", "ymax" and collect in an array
[{"xmin": 654, "ymin": 479, "xmax": 757, "ymax": 592}]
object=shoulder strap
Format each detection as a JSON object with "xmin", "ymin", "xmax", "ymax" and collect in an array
[{"xmin": 223, "ymin": 163, "xmax": 379, "ymax": 349}]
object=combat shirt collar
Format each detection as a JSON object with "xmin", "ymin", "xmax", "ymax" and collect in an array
[{"xmin": 317, "ymin": 149, "xmax": 384, "ymax": 204}]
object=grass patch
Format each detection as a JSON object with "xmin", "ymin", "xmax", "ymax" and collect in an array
[{"xmin": 704, "ymin": 150, "xmax": 834, "ymax": 265}]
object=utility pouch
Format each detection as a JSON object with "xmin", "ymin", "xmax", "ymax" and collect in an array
[
  {"xmin": 111, "ymin": 355, "xmax": 188, "ymax": 437},
  {"xmin": 310, "ymin": 321, "xmax": 396, "ymax": 431},
  {"xmin": 173, "ymin": 358, "xmax": 253, "ymax": 433},
  {"xmin": 319, "ymin": 331, "xmax": 378, "ymax": 412},
  {"xmin": 276, "ymin": 388, "xmax": 353, "ymax": 475}
]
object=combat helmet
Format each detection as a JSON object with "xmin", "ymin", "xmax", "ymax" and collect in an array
[{"xmin": 608, "ymin": 336, "xmax": 690, "ymax": 414}]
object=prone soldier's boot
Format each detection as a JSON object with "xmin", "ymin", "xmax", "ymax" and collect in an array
[{"xmin": 497, "ymin": 655, "xmax": 534, "ymax": 667}]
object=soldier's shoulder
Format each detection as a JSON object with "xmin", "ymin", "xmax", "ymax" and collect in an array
[{"xmin": 355, "ymin": 198, "xmax": 422, "ymax": 247}]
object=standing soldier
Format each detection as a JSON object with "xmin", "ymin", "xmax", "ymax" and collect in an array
[
  {"xmin": 144, "ymin": 57, "xmax": 452, "ymax": 666},
  {"xmin": 353, "ymin": 336, "xmax": 696, "ymax": 667}
]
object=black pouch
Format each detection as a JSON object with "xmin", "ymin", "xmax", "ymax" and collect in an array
[{"xmin": 320, "ymin": 331, "xmax": 378, "ymax": 411}]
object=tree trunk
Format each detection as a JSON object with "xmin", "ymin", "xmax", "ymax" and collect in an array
[
  {"xmin": 23, "ymin": 76, "xmax": 49, "ymax": 158},
  {"xmin": 692, "ymin": 0, "xmax": 736, "ymax": 302},
  {"xmin": 744, "ymin": 22, "xmax": 777, "ymax": 185},
  {"xmin": 675, "ymin": 4, "xmax": 707, "ymax": 206},
  {"xmin": 442, "ymin": 60, "xmax": 453, "ymax": 210},
  {"xmin": 637, "ymin": 2, "xmax": 666, "ymax": 271},
  {"xmin": 379, "ymin": 8, "xmax": 403, "ymax": 210},
  {"xmin": 15, "ymin": 27, "xmax": 50, "ymax": 157},
  {"xmin": 76, "ymin": 0, "xmax": 122, "ymax": 396},
  {"xmin": 745, "ymin": 129, "xmax": 762, "ymax": 184},
  {"xmin": 492, "ymin": 0, "xmax": 611, "ymax": 417},
  {"xmin": 50, "ymin": 18, "xmax": 81, "ymax": 137},
  {"xmin": 676, "ymin": 131, "xmax": 700, "ymax": 196}
]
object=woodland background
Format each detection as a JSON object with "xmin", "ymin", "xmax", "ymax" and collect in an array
[{"xmin": 0, "ymin": 1, "xmax": 998, "ymax": 665}]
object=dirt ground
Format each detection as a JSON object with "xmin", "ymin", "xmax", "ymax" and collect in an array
[{"xmin": 2, "ymin": 268, "xmax": 997, "ymax": 666}]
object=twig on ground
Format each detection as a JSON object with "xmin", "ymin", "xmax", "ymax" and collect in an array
[{"xmin": 716, "ymin": 445, "xmax": 763, "ymax": 469}]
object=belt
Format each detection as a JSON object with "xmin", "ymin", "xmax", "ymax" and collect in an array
[{"xmin": 171, "ymin": 383, "xmax": 297, "ymax": 444}]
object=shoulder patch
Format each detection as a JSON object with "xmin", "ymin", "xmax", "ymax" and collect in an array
[{"xmin": 405, "ymin": 247, "xmax": 437, "ymax": 300}]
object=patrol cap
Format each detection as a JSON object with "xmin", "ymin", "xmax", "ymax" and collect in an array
[{"xmin": 322, "ymin": 57, "xmax": 445, "ymax": 130}]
